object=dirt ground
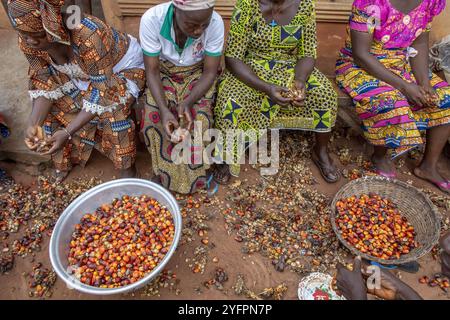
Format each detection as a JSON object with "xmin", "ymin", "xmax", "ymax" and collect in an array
[{"xmin": 0, "ymin": 133, "xmax": 449, "ymax": 300}]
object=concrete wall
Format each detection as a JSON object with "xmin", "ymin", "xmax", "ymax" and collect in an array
[
  {"xmin": 430, "ymin": 4, "xmax": 450, "ymax": 44},
  {"xmin": 0, "ymin": 30, "xmax": 49, "ymax": 165},
  {"xmin": 0, "ymin": 0, "xmax": 12, "ymax": 29},
  {"xmin": 0, "ymin": 2, "xmax": 48, "ymax": 165}
]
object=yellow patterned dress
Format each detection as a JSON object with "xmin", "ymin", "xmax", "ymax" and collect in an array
[{"xmin": 214, "ymin": 0, "xmax": 338, "ymax": 176}]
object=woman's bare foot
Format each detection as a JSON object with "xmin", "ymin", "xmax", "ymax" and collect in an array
[
  {"xmin": 371, "ymin": 154, "xmax": 397, "ymax": 178},
  {"xmin": 119, "ymin": 166, "xmax": 137, "ymax": 179},
  {"xmin": 213, "ymin": 164, "xmax": 231, "ymax": 185},
  {"xmin": 414, "ymin": 165, "xmax": 450, "ymax": 194}
]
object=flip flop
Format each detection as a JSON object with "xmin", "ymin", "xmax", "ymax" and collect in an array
[
  {"xmin": 206, "ymin": 174, "xmax": 219, "ymax": 197},
  {"xmin": 373, "ymin": 169, "xmax": 397, "ymax": 179},
  {"xmin": 413, "ymin": 168, "xmax": 450, "ymax": 194},
  {"xmin": 311, "ymin": 152, "xmax": 340, "ymax": 183},
  {"xmin": 425, "ymin": 180, "xmax": 450, "ymax": 194}
]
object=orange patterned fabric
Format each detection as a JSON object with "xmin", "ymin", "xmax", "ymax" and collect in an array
[
  {"xmin": 45, "ymin": 94, "xmax": 138, "ymax": 171},
  {"xmin": 8, "ymin": 0, "xmax": 70, "ymax": 44},
  {"xmin": 18, "ymin": 15, "xmax": 142, "ymax": 114},
  {"xmin": 15, "ymin": 13, "xmax": 146, "ymax": 172}
]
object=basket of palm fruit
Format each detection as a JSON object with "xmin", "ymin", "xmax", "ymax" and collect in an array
[{"xmin": 331, "ymin": 176, "xmax": 441, "ymax": 265}]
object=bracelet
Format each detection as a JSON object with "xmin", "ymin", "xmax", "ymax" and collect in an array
[{"xmin": 61, "ymin": 127, "xmax": 72, "ymax": 141}]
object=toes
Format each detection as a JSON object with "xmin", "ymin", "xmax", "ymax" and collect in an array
[{"xmin": 325, "ymin": 169, "xmax": 339, "ymax": 182}]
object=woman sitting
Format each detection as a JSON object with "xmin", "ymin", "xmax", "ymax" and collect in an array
[
  {"xmin": 336, "ymin": 0, "xmax": 450, "ymax": 193},
  {"xmin": 9, "ymin": 0, "xmax": 145, "ymax": 181},
  {"xmin": 213, "ymin": 0, "xmax": 340, "ymax": 184},
  {"xmin": 140, "ymin": 0, "xmax": 224, "ymax": 194}
]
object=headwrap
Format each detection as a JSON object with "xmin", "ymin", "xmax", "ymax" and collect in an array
[
  {"xmin": 7, "ymin": 0, "xmax": 70, "ymax": 45},
  {"xmin": 172, "ymin": 0, "xmax": 216, "ymax": 11}
]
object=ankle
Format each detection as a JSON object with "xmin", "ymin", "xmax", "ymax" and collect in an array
[
  {"xmin": 417, "ymin": 162, "xmax": 437, "ymax": 173},
  {"xmin": 371, "ymin": 155, "xmax": 383, "ymax": 163},
  {"xmin": 313, "ymin": 145, "xmax": 327, "ymax": 156}
]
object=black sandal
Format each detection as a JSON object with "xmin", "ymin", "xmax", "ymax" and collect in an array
[{"xmin": 311, "ymin": 151, "xmax": 341, "ymax": 183}]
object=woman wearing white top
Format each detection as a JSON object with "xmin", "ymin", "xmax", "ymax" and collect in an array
[{"xmin": 140, "ymin": 0, "xmax": 224, "ymax": 194}]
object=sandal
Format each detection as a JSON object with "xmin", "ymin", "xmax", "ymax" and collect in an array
[
  {"xmin": 213, "ymin": 164, "xmax": 231, "ymax": 185},
  {"xmin": 373, "ymin": 169, "xmax": 397, "ymax": 179},
  {"xmin": 311, "ymin": 151, "xmax": 340, "ymax": 183},
  {"xmin": 413, "ymin": 168, "xmax": 450, "ymax": 195}
]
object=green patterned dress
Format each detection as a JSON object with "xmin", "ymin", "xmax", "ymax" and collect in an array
[{"xmin": 214, "ymin": 0, "xmax": 338, "ymax": 176}]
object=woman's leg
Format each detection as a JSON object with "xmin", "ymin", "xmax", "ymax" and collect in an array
[
  {"xmin": 213, "ymin": 73, "xmax": 264, "ymax": 184},
  {"xmin": 337, "ymin": 62, "xmax": 425, "ymax": 177},
  {"xmin": 312, "ymin": 132, "xmax": 340, "ymax": 182},
  {"xmin": 445, "ymin": 141, "xmax": 450, "ymax": 159},
  {"xmin": 119, "ymin": 165, "xmax": 137, "ymax": 178},
  {"xmin": 414, "ymin": 124, "xmax": 450, "ymax": 183},
  {"xmin": 300, "ymin": 70, "xmax": 339, "ymax": 183},
  {"xmin": 371, "ymin": 145, "xmax": 396, "ymax": 175},
  {"xmin": 412, "ymin": 73, "xmax": 450, "ymax": 192}
]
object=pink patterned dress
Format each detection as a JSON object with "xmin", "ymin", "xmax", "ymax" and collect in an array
[{"xmin": 335, "ymin": 0, "xmax": 450, "ymax": 157}]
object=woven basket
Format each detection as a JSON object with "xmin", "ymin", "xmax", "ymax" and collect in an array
[{"xmin": 331, "ymin": 176, "xmax": 441, "ymax": 265}]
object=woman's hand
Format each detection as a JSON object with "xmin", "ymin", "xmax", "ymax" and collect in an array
[
  {"xmin": 177, "ymin": 102, "xmax": 194, "ymax": 131},
  {"xmin": 362, "ymin": 267, "xmax": 401, "ymax": 300},
  {"xmin": 401, "ymin": 82, "xmax": 428, "ymax": 108},
  {"xmin": 160, "ymin": 108, "xmax": 179, "ymax": 141},
  {"xmin": 362, "ymin": 266, "xmax": 422, "ymax": 300},
  {"xmin": 266, "ymin": 84, "xmax": 292, "ymax": 107},
  {"xmin": 24, "ymin": 125, "xmax": 41, "ymax": 151},
  {"xmin": 419, "ymin": 84, "xmax": 439, "ymax": 107},
  {"xmin": 43, "ymin": 130, "xmax": 70, "ymax": 155},
  {"xmin": 292, "ymin": 80, "xmax": 306, "ymax": 107},
  {"xmin": 336, "ymin": 256, "xmax": 367, "ymax": 300}
]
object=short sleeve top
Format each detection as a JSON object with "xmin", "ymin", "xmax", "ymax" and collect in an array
[
  {"xmin": 139, "ymin": 2, "xmax": 225, "ymax": 66},
  {"xmin": 348, "ymin": 0, "xmax": 445, "ymax": 49}
]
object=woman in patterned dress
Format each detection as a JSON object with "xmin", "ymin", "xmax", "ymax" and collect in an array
[
  {"xmin": 8, "ymin": 0, "xmax": 145, "ymax": 181},
  {"xmin": 335, "ymin": 0, "xmax": 450, "ymax": 193},
  {"xmin": 140, "ymin": 0, "xmax": 224, "ymax": 194},
  {"xmin": 213, "ymin": 0, "xmax": 340, "ymax": 183}
]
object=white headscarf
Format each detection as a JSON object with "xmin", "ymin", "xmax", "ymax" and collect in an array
[{"xmin": 172, "ymin": 0, "xmax": 216, "ymax": 11}]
